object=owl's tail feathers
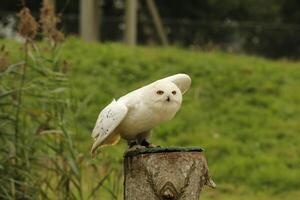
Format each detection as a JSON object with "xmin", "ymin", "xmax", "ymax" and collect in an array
[
  {"xmin": 91, "ymin": 142, "xmax": 100, "ymax": 157},
  {"xmin": 91, "ymin": 134, "xmax": 121, "ymax": 157}
]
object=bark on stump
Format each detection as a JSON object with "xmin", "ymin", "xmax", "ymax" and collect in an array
[{"xmin": 124, "ymin": 147, "xmax": 215, "ymax": 200}]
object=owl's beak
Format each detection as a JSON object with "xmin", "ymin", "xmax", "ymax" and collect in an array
[{"xmin": 166, "ymin": 96, "xmax": 170, "ymax": 102}]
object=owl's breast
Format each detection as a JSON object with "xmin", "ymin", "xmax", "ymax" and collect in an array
[{"xmin": 117, "ymin": 100, "xmax": 180, "ymax": 140}]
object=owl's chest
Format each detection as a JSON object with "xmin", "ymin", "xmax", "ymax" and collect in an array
[{"xmin": 117, "ymin": 101, "xmax": 177, "ymax": 137}]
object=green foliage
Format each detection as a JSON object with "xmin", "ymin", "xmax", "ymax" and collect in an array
[
  {"xmin": 1, "ymin": 37, "xmax": 300, "ymax": 199},
  {"xmin": 0, "ymin": 39, "xmax": 84, "ymax": 199},
  {"xmin": 63, "ymin": 38, "xmax": 300, "ymax": 198}
]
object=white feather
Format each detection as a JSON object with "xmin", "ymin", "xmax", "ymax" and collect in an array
[
  {"xmin": 159, "ymin": 73, "xmax": 191, "ymax": 94},
  {"xmin": 91, "ymin": 99, "xmax": 128, "ymax": 153}
]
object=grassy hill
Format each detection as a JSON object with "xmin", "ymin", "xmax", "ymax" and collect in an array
[{"xmin": 2, "ymin": 38, "xmax": 300, "ymax": 199}]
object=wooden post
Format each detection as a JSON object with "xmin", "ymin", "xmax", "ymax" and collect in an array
[
  {"xmin": 125, "ymin": 0, "xmax": 138, "ymax": 45},
  {"xmin": 80, "ymin": 0, "xmax": 101, "ymax": 41},
  {"xmin": 145, "ymin": 0, "xmax": 169, "ymax": 46},
  {"xmin": 124, "ymin": 147, "xmax": 215, "ymax": 200},
  {"xmin": 48, "ymin": 0, "xmax": 56, "ymax": 11}
]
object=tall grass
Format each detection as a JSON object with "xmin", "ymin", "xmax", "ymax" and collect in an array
[
  {"xmin": 0, "ymin": 2, "xmax": 84, "ymax": 199},
  {"xmin": 0, "ymin": 2, "xmax": 124, "ymax": 199}
]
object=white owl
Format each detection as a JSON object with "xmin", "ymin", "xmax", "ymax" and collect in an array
[{"xmin": 91, "ymin": 74, "xmax": 191, "ymax": 155}]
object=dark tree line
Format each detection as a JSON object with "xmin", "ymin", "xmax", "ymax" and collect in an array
[
  {"xmin": 1, "ymin": 0, "xmax": 299, "ymax": 58},
  {"xmin": 155, "ymin": 0, "xmax": 300, "ymax": 59}
]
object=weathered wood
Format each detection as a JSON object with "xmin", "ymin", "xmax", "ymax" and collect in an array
[
  {"xmin": 80, "ymin": 0, "xmax": 101, "ymax": 41},
  {"xmin": 124, "ymin": 147, "xmax": 215, "ymax": 200},
  {"xmin": 145, "ymin": 0, "xmax": 169, "ymax": 46},
  {"xmin": 124, "ymin": 0, "xmax": 138, "ymax": 45}
]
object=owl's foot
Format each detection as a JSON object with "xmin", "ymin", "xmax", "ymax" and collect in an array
[
  {"xmin": 128, "ymin": 141, "xmax": 138, "ymax": 148},
  {"xmin": 126, "ymin": 144, "xmax": 145, "ymax": 153},
  {"xmin": 140, "ymin": 140, "xmax": 159, "ymax": 148}
]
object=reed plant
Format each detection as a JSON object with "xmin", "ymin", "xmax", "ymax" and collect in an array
[
  {"xmin": 1, "ymin": 1, "xmax": 84, "ymax": 199},
  {"xmin": 1, "ymin": 1, "xmax": 122, "ymax": 199}
]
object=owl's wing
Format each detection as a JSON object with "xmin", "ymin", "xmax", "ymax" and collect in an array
[
  {"xmin": 91, "ymin": 99, "xmax": 128, "ymax": 154},
  {"xmin": 160, "ymin": 73, "xmax": 191, "ymax": 94}
]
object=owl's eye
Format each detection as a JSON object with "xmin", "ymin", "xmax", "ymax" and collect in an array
[
  {"xmin": 172, "ymin": 90, "xmax": 177, "ymax": 95},
  {"xmin": 156, "ymin": 90, "xmax": 164, "ymax": 95}
]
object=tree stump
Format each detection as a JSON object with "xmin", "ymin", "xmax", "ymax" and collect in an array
[{"xmin": 124, "ymin": 147, "xmax": 215, "ymax": 200}]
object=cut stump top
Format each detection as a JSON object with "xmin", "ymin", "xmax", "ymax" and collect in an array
[{"xmin": 124, "ymin": 146, "xmax": 204, "ymax": 157}]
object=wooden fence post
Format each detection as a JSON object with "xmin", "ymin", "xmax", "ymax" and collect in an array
[
  {"xmin": 145, "ymin": 0, "xmax": 169, "ymax": 46},
  {"xmin": 124, "ymin": 147, "xmax": 215, "ymax": 200},
  {"xmin": 124, "ymin": 0, "xmax": 138, "ymax": 45},
  {"xmin": 80, "ymin": 0, "xmax": 101, "ymax": 42}
]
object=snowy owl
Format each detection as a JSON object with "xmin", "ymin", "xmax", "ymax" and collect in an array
[{"xmin": 91, "ymin": 74, "xmax": 191, "ymax": 155}]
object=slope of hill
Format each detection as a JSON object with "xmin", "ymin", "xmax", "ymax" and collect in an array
[
  {"xmin": 2, "ymin": 38, "xmax": 300, "ymax": 199},
  {"xmin": 64, "ymin": 38, "xmax": 300, "ymax": 199}
]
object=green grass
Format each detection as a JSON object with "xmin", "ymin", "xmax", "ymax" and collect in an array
[{"xmin": 2, "ymin": 37, "xmax": 300, "ymax": 199}]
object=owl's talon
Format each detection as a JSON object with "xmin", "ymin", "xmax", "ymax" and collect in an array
[
  {"xmin": 126, "ymin": 144, "xmax": 145, "ymax": 153},
  {"xmin": 147, "ymin": 144, "xmax": 159, "ymax": 148},
  {"xmin": 140, "ymin": 140, "xmax": 158, "ymax": 148},
  {"xmin": 141, "ymin": 140, "xmax": 160, "ymax": 148},
  {"xmin": 140, "ymin": 139, "xmax": 150, "ymax": 147},
  {"xmin": 128, "ymin": 141, "xmax": 138, "ymax": 148}
]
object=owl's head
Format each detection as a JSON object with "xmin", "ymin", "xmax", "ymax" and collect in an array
[{"xmin": 147, "ymin": 80, "xmax": 182, "ymax": 106}]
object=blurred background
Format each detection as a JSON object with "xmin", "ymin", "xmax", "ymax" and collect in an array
[
  {"xmin": 1, "ymin": 0, "xmax": 300, "ymax": 58},
  {"xmin": 0, "ymin": 0, "xmax": 299, "ymax": 200}
]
